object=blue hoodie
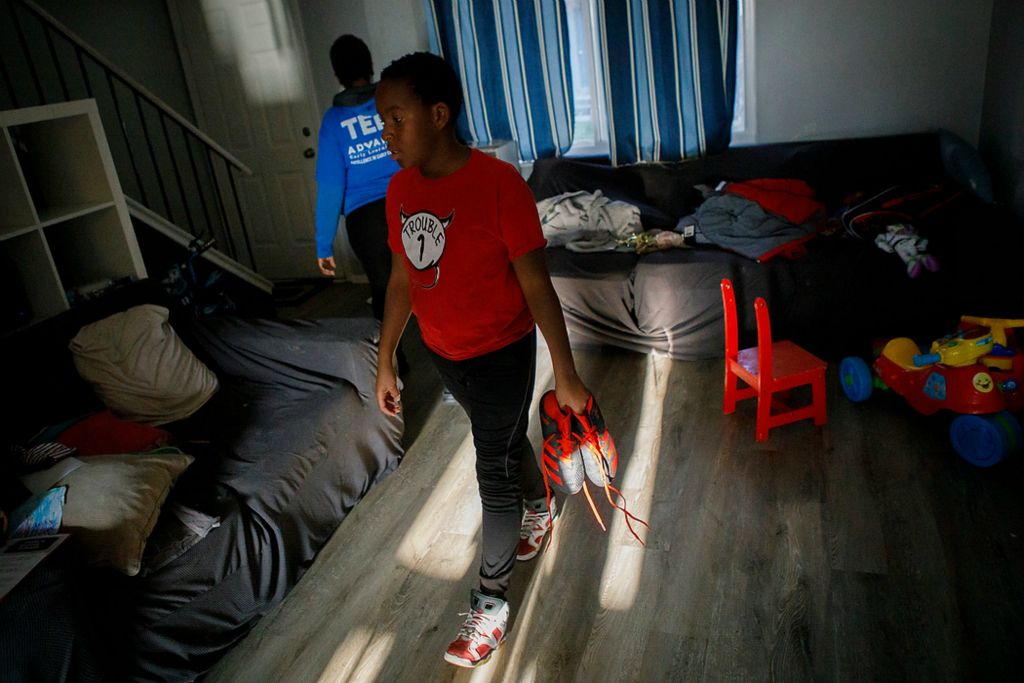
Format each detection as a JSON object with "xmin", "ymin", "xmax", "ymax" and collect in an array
[{"xmin": 315, "ymin": 84, "xmax": 399, "ymax": 258}]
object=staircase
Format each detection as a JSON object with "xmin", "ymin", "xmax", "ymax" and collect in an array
[{"xmin": 0, "ymin": 0, "xmax": 271, "ymax": 294}]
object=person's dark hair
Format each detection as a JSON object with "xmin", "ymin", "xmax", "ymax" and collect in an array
[
  {"xmin": 330, "ymin": 35, "xmax": 373, "ymax": 87},
  {"xmin": 380, "ymin": 52, "xmax": 463, "ymax": 124}
]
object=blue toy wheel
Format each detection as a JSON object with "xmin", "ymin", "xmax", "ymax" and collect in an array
[
  {"xmin": 949, "ymin": 412, "xmax": 1021, "ymax": 467},
  {"xmin": 839, "ymin": 356, "xmax": 873, "ymax": 402}
]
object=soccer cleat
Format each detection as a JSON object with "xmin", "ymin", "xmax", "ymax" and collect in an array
[
  {"xmin": 539, "ymin": 390, "xmax": 585, "ymax": 495},
  {"xmin": 538, "ymin": 389, "xmax": 651, "ymax": 546},
  {"xmin": 571, "ymin": 394, "xmax": 619, "ymax": 486},
  {"xmin": 443, "ymin": 590, "xmax": 509, "ymax": 668},
  {"xmin": 516, "ymin": 498, "xmax": 558, "ymax": 561}
]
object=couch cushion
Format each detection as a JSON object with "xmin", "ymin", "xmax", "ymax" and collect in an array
[
  {"xmin": 55, "ymin": 449, "xmax": 193, "ymax": 576},
  {"xmin": 69, "ymin": 305, "xmax": 218, "ymax": 426}
]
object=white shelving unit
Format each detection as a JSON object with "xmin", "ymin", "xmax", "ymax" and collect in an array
[{"xmin": 0, "ymin": 99, "xmax": 146, "ymax": 329}]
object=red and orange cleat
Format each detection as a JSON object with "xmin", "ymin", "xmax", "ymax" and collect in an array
[{"xmin": 537, "ymin": 390, "xmax": 650, "ymax": 545}]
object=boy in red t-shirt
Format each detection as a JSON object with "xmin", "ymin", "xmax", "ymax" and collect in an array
[{"xmin": 375, "ymin": 52, "xmax": 592, "ymax": 668}]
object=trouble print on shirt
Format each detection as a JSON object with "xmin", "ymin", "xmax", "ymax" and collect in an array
[
  {"xmin": 340, "ymin": 113, "xmax": 389, "ymax": 166},
  {"xmin": 400, "ymin": 207, "xmax": 453, "ymax": 289}
]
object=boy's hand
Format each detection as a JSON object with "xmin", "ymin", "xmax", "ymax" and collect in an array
[
  {"xmin": 376, "ymin": 361, "xmax": 402, "ymax": 415},
  {"xmin": 318, "ymin": 256, "xmax": 336, "ymax": 277},
  {"xmin": 555, "ymin": 372, "xmax": 590, "ymax": 414}
]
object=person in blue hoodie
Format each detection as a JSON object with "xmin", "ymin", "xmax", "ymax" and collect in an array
[{"xmin": 315, "ymin": 35, "xmax": 400, "ymax": 322}]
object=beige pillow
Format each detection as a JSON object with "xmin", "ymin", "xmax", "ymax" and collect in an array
[
  {"xmin": 69, "ymin": 304, "xmax": 218, "ymax": 425},
  {"xmin": 57, "ymin": 449, "xmax": 193, "ymax": 576}
]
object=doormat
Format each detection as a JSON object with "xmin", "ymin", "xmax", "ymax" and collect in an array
[{"xmin": 272, "ymin": 279, "xmax": 332, "ymax": 306}]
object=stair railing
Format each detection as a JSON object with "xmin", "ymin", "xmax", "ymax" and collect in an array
[{"xmin": 0, "ymin": 0, "xmax": 259, "ymax": 272}]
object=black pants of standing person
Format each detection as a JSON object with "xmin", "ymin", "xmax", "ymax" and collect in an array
[
  {"xmin": 428, "ymin": 329, "xmax": 547, "ymax": 597},
  {"xmin": 345, "ymin": 197, "xmax": 391, "ymax": 322}
]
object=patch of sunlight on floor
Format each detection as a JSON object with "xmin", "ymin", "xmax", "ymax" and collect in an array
[
  {"xmin": 316, "ymin": 627, "xmax": 394, "ymax": 683},
  {"xmin": 513, "ymin": 657, "xmax": 540, "ymax": 683},
  {"xmin": 395, "ymin": 430, "xmax": 480, "ymax": 579},
  {"xmin": 598, "ymin": 354, "xmax": 669, "ymax": 611}
]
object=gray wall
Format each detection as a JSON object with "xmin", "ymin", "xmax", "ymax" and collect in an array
[
  {"xmin": 34, "ymin": 0, "xmax": 194, "ymax": 119},
  {"xmin": 979, "ymin": 0, "xmax": 1024, "ymax": 218},
  {"xmin": 21, "ymin": 0, "xmax": 999, "ymax": 153},
  {"xmin": 297, "ymin": 0, "xmax": 429, "ymax": 110},
  {"xmin": 310, "ymin": 0, "xmax": 992, "ymax": 149},
  {"xmin": 754, "ymin": 0, "xmax": 992, "ymax": 145}
]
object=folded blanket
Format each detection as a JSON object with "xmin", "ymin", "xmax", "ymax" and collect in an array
[
  {"xmin": 536, "ymin": 190, "xmax": 641, "ymax": 252},
  {"xmin": 724, "ymin": 178, "xmax": 825, "ymax": 225},
  {"xmin": 694, "ymin": 194, "xmax": 817, "ymax": 261}
]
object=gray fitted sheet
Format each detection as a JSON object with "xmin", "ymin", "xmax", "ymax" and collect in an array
[{"xmin": 547, "ymin": 247, "xmax": 793, "ymax": 360}]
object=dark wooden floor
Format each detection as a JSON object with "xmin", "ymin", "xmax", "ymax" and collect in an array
[{"xmin": 208, "ymin": 282, "xmax": 1024, "ymax": 682}]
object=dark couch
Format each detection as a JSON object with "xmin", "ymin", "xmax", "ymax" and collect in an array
[
  {"xmin": 528, "ymin": 132, "xmax": 1024, "ymax": 361},
  {"xmin": 0, "ymin": 280, "xmax": 404, "ymax": 682}
]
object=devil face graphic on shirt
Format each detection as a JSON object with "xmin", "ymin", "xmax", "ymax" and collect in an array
[{"xmin": 399, "ymin": 207, "xmax": 453, "ymax": 289}]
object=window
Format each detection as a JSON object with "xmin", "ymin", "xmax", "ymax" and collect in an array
[
  {"xmin": 564, "ymin": 0, "xmax": 609, "ymax": 157},
  {"xmin": 731, "ymin": 0, "xmax": 756, "ymax": 145},
  {"xmin": 564, "ymin": 0, "xmax": 754, "ymax": 157}
]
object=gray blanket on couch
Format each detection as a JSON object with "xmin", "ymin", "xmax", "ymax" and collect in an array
[{"xmin": 128, "ymin": 316, "xmax": 403, "ymax": 682}]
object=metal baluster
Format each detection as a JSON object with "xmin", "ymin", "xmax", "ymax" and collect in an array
[
  {"xmin": 132, "ymin": 89, "xmax": 172, "ymax": 221},
  {"xmin": 159, "ymin": 113, "xmax": 195, "ymax": 235},
  {"xmin": 10, "ymin": 2, "xmax": 45, "ymax": 104},
  {"xmin": 74, "ymin": 46, "xmax": 92, "ymax": 98},
  {"xmin": 226, "ymin": 160, "xmax": 257, "ymax": 272},
  {"xmin": 184, "ymin": 131, "xmax": 214, "ymax": 240},
  {"xmin": 106, "ymin": 72, "xmax": 147, "ymax": 206},
  {"xmin": 0, "ymin": 51, "xmax": 17, "ymax": 108},
  {"xmin": 205, "ymin": 148, "xmax": 236, "ymax": 261},
  {"xmin": 42, "ymin": 24, "xmax": 69, "ymax": 101}
]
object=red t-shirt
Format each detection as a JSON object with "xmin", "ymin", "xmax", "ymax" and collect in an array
[{"xmin": 386, "ymin": 149, "xmax": 547, "ymax": 360}]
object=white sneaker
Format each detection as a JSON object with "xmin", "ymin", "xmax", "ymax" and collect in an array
[
  {"xmin": 443, "ymin": 590, "xmax": 509, "ymax": 668},
  {"xmin": 516, "ymin": 498, "xmax": 558, "ymax": 561}
]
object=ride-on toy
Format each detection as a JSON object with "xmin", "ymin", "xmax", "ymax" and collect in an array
[{"xmin": 840, "ymin": 316, "xmax": 1024, "ymax": 466}]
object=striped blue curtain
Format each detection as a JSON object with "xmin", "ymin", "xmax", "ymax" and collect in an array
[
  {"xmin": 597, "ymin": 0, "xmax": 738, "ymax": 164},
  {"xmin": 424, "ymin": 0, "xmax": 574, "ymax": 161}
]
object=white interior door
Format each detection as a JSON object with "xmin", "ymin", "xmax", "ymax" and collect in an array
[{"xmin": 167, "ymin": 0, "xmax": 333, "ymax": 280}]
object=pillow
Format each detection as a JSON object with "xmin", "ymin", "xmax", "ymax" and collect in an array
[
  {"xmin": 56, "ymin": 410, "xmax": 170, "ymax": 456},
  {"xmin": 69, "ymin": 305, "xmax": 218, "ymax": 425},
  {"xmin": 55, "ymin": 449, "xmax": 193, "ymax": 576}
]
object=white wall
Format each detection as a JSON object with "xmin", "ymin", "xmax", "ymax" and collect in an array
[
  {"xmin": 753, "ymin": 0, "xmax": 992, "ymax": 145},
  {"xmin": 297, "ymin": 0, "xmax": 429, "ymax": 109},
  {"xmin": 979, "ymin": 0, "xmax": 1024, "ymax": 218}
]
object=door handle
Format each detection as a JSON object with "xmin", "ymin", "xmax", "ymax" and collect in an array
[{"xmin": 303, "ymin": 147, "xmax": 315, "ymax": 159}]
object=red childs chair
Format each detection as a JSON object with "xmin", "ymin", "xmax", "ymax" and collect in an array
[{"xmin": 720, "ymin": 278, "xmax": 827, "ymax": 441}]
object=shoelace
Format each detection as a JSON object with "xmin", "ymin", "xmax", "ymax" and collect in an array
[
  {"xmin": 520, "ymin": 509, "xmax": 550, "ymax": 538},
  {"xmin": 576, "ymin": 424, "xmax": 650, "ymax": 545},
  {"xmin": 455, "ymin": 610, "xmax": 496, "ymax": 640}
]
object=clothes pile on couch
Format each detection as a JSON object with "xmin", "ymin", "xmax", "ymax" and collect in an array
[{"xmin": 528, "ymin": 131, "xmax": 1024, "ymax": 361}]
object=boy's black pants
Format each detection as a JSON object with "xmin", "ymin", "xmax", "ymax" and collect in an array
[
  {"xmin": 427, "ymin": 328, "xmax": 547, "ymax": 596},
  {"xmin": 345, "ymin": 198, "xmax": 391, "ymax": 321}
]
